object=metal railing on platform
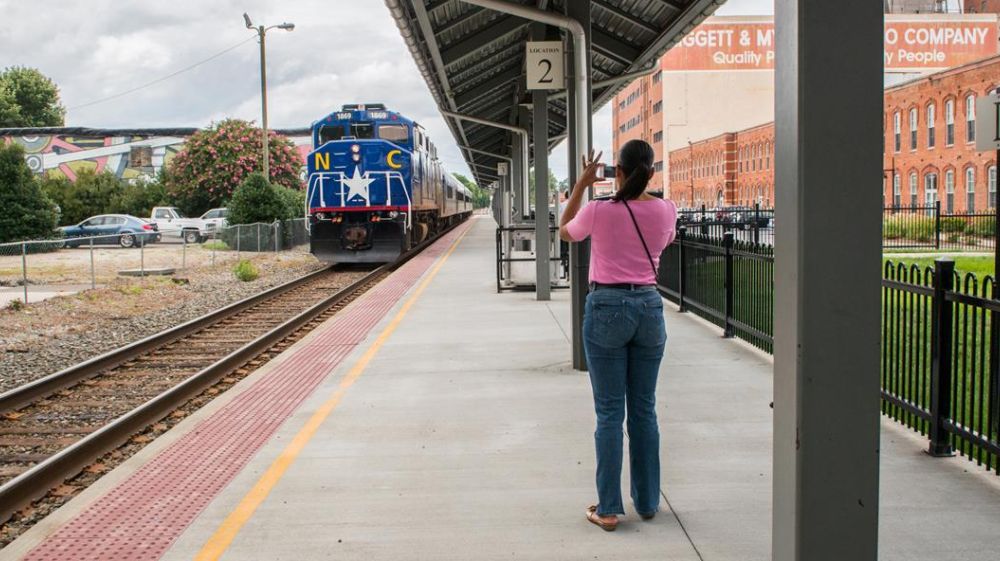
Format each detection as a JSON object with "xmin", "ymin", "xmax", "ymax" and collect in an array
[
  {"xmin": 655, "ymin": 229, "xmax": 1000, "ymax": 472},
  {"xmin": 495, "ymin": 225, "xmax": 568, "ymax": 293}
]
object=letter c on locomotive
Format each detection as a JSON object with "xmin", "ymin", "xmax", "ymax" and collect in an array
[{"xmin": 386, "ymin": 149, "xmax": 403, "ymax": 169}]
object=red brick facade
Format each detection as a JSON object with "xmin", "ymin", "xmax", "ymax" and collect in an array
[
  {"xmin": 668, "ymin": 125, "xmax": 775, "ymax": 208},
  {"xmin": 967, "ymin": 0, "xmax": 1000, "ymax": 13},
  {"xmin": 668, "ymin": 55, "xmax": 1000, "ymax": 211},
  {"xmin": 884, "ymin": 55, "xmax": 999, "ymax": 213},
  {"xmin": 611, "ymin": 71, "xmax": 664, "ymax": 191}
]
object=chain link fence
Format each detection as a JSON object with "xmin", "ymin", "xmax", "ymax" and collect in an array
[{"xmin": 0, "ymin": 218, "xmax": 310, "ymax": 308}]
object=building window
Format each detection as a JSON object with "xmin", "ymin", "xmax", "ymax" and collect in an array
[
  {"xmin": 893, "ymin": 111, "xmax": 901, "ymax": 152},
  {"xmin": 924, "ymin": 173, "xmax": 938, "ymax": 212},
  {"xmin": 966, "ymin": 94, "xmax": 976, "ymax": 143},
  {"xmin": 653, "ymin": 130, "xmax": 663, "ymax": 143},
  {"xmin": 652, "ymin": 72, "xmax": 661, "ymax": 84},
  {"xmin": 909, "ymin": 108, "xmax": 918, "ymax": 150},
  {"xmin": 989, "ymin": 165, "xmax": 997, "ymax": 208},
  {"xmin": 893, "ymin": 173, "xmax": 901, "ymax": 208},
  {"xmin": 945, "ymin": 99, "xmax": 954, "ymax": 146},
  {"xmin": 654, "ymin": 161, "xmax": 663, "ymax": 172},
  {"xmin": 945, "ymin": 169, "xmax": 955, "ymax": 213},
  {"xmin": 652, "ymin": 101, "xmax": 662, "ymax": 113},
  {"xmin": 909, "ymin": 172, "xmax": 918, "ymax": 208},
  {"xmin": 966, "ymin": 167, "xmax": 976, "ymax": 212},
  {"xmin": 927, "ymin": 103, "xmax": 935, "ymax": 148}
]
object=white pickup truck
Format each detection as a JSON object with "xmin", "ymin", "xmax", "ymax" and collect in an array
[{"xmin": 149, "ymin": 207, "xmax": 209, "ymax": 244}]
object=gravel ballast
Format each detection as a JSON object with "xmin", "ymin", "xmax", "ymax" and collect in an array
[{"xmin": 0, "ymin": 252, "xmax": 326, "ymax": 394}]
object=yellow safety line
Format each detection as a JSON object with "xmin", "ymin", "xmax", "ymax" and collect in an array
[{"xmin": 194, "ymin": 225, "xmax": 471, "ymax": 561}]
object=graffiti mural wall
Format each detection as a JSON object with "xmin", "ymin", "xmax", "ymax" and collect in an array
[{"xmin": 0, "ymin": 127, "xmax": 311, "ymax": 182}]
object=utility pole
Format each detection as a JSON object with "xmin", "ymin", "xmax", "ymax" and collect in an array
[{"xmin": 244, "ymin": 13, "xmax": 294, "ymax": 181}]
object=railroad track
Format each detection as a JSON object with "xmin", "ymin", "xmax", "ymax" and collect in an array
[{"xmin": 0, "ymin": 225, "xmax": 456, "ymax": 526}]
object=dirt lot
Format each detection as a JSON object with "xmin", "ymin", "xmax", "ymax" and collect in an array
[
  {"xmin": 0, "ymin": 241, "xmax": 290, "ymax": 287},
  {"xmin": 0, "ymin": 249, "xmax": 325, "ymax": 392}
]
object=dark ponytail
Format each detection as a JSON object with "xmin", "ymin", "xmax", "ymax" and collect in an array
[{"xmin": 612, "ymin": 139, "xmax": 655, "ymax": 202}]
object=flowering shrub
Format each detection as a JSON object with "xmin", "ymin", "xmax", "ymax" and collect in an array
[{"xmin": 165, "ymin": 119, "xmax": 302, "ymax": 216}]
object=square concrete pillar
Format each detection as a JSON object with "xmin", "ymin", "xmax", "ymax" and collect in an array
[{"xmin": 772, "ymin": 2, "xmax": 883, "ymax": 560}]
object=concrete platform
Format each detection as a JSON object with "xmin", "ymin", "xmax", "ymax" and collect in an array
[{"xmin": 4, "ymin": 215, "xmax": 1000, "ymax": 561}]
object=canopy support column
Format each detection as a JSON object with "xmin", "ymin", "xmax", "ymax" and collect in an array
[{"xmin": 773, "ymin": 1, "xmax": 882, "ymax": 559}]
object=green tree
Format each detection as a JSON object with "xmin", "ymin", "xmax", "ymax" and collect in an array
[
  {"xmin": 226, "ymin": 173, "xmax": 287, "ymax": 226},
  {"xmin": 0, "ymin": 143, "xmax": 59, "ymax": 242},
  {"xmin": 165, "ymin": 119, "xmax": 302, "ymax": 216},
  {"xmin": 527, "ymin": 168, "xmax": 560, "ymax": 208},
  {"xmin": 110, "ymin": 176, "xmax": 169, "ymax": 218},
  {"xmin": 41, "ymin": 169, "xmax": 126, "ymax": 226},
  {"xmin": 276, "ymin": 185, "xmax": 305, "ymax": 220},
  {"xmin": 454, "ymin": 173, "xmax": 490, "ymax": 209},
  {"xmin": 0, "ymin": 67, "xmax": 66, "ymax": 127}
]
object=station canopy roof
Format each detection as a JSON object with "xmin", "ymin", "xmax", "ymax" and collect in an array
[{"xmin": 386, "ymin": 0, "xmax": 724, "ymax": 186}]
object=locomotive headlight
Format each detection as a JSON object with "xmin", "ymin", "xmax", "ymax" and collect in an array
[
  {"xmin": 315, "ymin": 212, "xmax": 327, "ymax": 220},
  {"xmin": 350, "ymin": 144, "xmax": 360, "ymax": 154},
  {"xmin": 352, "ymin": 154, "xmax": 361, "ymax": 162}
]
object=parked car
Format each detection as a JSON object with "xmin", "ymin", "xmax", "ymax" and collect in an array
[
  {"xmin": 149, "ymin": 206, "xmax": 209, "ymax": 243},
  {"xmin": 60, "ymin": 215, "xmax": 159, "ymax": 248},
  {"xmin": 199, "ymin": 208, "xmax": 229, "ymax": 236}
]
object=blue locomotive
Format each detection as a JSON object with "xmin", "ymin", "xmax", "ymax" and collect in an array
[{"xmin": 306, "ymin": 104, "xmax": 473, "ymax": 263}]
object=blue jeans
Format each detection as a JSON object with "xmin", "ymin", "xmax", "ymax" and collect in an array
[{"xmin": 583, "ymin": 287, "xmax": 666, "ymax": 516}]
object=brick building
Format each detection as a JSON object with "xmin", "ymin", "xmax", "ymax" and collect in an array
[
  {"xmin": 667, "ymin": 54, "xmax": 1000, "ymax": 211},
  {"xmin": 614, "ymin": 13, "xmax": 1000, "ymax": 205},
  {"xmin": 884, "ymin": 55, "xmax": 999, "ymax": 212},
  {"xmin": 967, "ymin": 0, "xmax": 1000, "ymax": 13},
  {"xmin": 611, "ymin": 71, "xmax": 665, "ymax": 191},
  {"xmin": 668, "ymin": 124, "xmax": 775, "ymax": 208}
]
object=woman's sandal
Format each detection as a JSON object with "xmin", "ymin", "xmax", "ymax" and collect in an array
[{"xmin": 585, "ymin": 505, "xmax": 618, "ymax": 531}]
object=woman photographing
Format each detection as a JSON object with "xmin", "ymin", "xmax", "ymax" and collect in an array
[{"xmin": 559, "ymin": 139, "xmax": 678, "ymax": 531}]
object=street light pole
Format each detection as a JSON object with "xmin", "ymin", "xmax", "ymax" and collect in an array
[
  {"xmin": 258, "ymin": 25, "xmax": 269, "ymax": 180},
  {"xmin": 244, "ymin": 13, "xmax": 294, "ymax": 181}
]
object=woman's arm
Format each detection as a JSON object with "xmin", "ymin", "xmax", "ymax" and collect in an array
[{"xmin": 559, "ymin": 150, "xmax": 602, "ymax": 242}]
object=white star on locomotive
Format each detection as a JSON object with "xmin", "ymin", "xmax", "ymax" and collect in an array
[{"xmin": 342, "ymin": 166, "xmax": 376, "ymax": 204}]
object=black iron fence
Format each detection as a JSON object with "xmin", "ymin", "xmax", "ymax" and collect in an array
[
  {"xmin": 656, "ymin": 231, "xmax": 999, "ymax": 472},
  {"xmin": 678, "ymin": 204, "xmax": 774, "ymax": 245},
  {"xmin": 657, "ymin": 228, "xmax": 774, "ymax": 353},
  {"xmin": 884, "ymin": 203, "xmax": 998, "ymax": 251},
  {"xmin": 882, "ymin": 260, "xmax": 999, "ymax": 472}
]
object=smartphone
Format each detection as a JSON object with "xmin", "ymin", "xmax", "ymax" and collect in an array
[{"xmin": 597, "ymin": 164, "xmax": 616, "ymax": 180}]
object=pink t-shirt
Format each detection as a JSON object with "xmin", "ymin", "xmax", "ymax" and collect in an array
[{"xmin": 565, "ymin": 198, "xmax": 678, "ymax": 284}]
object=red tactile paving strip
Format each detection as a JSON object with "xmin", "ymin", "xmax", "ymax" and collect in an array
[{"xmin": 22, "ymin": 223, "xmax": 471, "ymax": 561}]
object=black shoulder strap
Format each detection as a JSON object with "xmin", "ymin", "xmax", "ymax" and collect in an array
[{"xmin": 620, "ymin": 199, "xmax": 658, "ymax": 280}]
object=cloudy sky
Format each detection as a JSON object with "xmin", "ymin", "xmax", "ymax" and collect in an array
[{"xmin": 0, "ymin": 0, "xmax": 772, "ymax": 182}]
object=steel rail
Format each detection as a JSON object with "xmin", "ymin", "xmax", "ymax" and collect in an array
[
  {"xmin": 0, "ymin": 220, "xmax": 464, "ymax": 524},
  {"xmin": 0, "ymin": 266, "xmax": 336, "ymax": 415}
]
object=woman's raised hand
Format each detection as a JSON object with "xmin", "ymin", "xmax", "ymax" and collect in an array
[{"xmin": 578, "ymin": 149, "xmax": 603, "ymax": 188}]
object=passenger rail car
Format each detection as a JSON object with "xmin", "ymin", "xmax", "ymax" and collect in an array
[{"xmin": 306, "ymin": 104, "xmax": 473, "ymax": 263}]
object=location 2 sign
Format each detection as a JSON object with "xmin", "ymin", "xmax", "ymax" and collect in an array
[{"xmin": 526, "ymin": 41, "xmax": 565, "ymax": 90}]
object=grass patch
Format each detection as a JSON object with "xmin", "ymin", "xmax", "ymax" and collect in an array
[
  {"xmin": 884, "ymin": 256, "xmax": 996, "ymax": 279},
  {"xmin": 233, "ymin": 259, "xmax": 259, "ymax": 282},
  {"xmin": 201, "ymin": 240, "xmax": 229, "ymax": 251},
  {"xmin": 117, "ymin": 285, "xmax": 144, "ymax": 296}
]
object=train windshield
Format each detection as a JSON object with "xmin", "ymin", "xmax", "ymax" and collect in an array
[
  {"xmin": 378, "ymin": 124, "xmax": 409, "ymax": 144},
  {"xmin": 318, "ymin": 125, "xmax": 345, "ymax": 144},
  {"xmin": 350, "ymin": 122, "xmax": 375, "ymax": 139}
]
